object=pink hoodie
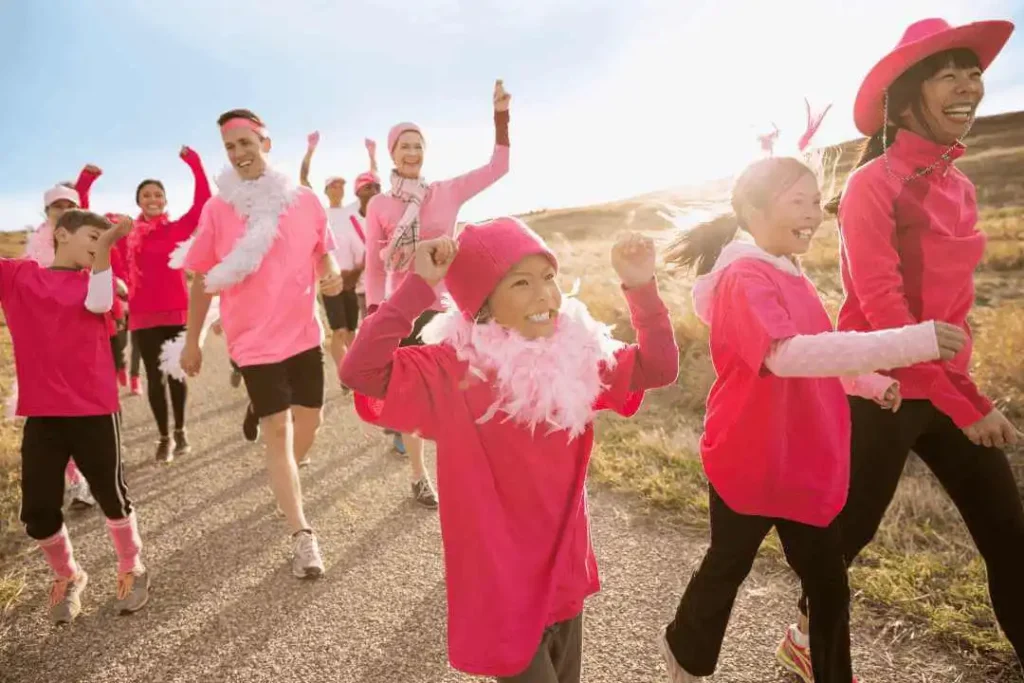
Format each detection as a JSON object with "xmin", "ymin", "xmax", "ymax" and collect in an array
[{"xmin": 127, "ymin": 149, "xmax": 211, "ymax": 330}]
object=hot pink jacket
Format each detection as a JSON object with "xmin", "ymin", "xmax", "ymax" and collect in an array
[
  {"xmin": 127, "ymin": 149, "xmax": 211, "ymax": 330},
  {"xmin": 837, "ymin": 130, "xmax": 991, "ymax": 427},
  {"xmin": 340, "ymin": 274, "xmax": 678, "ymax": 677},
  {"xmin": 364, "ymin": 144, "xmax": 510, "ymax": 311}
]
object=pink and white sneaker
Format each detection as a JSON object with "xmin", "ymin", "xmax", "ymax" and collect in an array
[{"xmin": 776, "ymin": 625, "xmax": 813, "ymax": 683}]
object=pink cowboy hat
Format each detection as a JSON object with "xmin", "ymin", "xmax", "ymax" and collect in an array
[{"xmin": 853, "ymin": 17, "xmax": 1014, "ymax": 136}]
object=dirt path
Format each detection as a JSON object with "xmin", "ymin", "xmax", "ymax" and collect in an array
[{"xmin": 0, "ymin": 343, "xmax": 995, "ymax": 682}]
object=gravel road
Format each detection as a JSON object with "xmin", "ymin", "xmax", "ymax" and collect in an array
[{"xmin": 0, "ymin": 342, "xmax": 1001, "ymax": 682}]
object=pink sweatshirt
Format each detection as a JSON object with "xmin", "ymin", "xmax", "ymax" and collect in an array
[
  {"xmin": 340, "ymin": 274, "xmax": 678, "ymax": 677},
  {"xmin": 127, "ymin": 149, "xmax": 211, "ymax": 330},
  {"xmin": 837, "ymin": 129, "xmax": 990, "ymax": 428},
  {"xmin": 691, "ymin": 242, "xmax": 940, "ymax": 526},
  {"xmin": 364, "ymin": 144, "xmax": 510, "ymax": 311}
]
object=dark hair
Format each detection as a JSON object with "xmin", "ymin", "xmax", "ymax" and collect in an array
[
  {"xmin": 825, "ymin": 48, "xmax": 981, "ymax": 215},
  {"xmin": 217, "ymin": 108, "xmax": 266, "ymax": 130},
  {"xmin": 665, "ymin": 157, "xmax": 816, "ymax": 275},
  {"xmin": 135, "ymin": 179, "xmax": 166, "ymax": 204},
  {"xmin": 53, "ymin": 210, "xmax": 112, "ymax": 250}
]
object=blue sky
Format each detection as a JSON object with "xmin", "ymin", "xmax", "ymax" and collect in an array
[{"xmin": 1, "ymin": 0, "xmax": 1022, "ymax": 230}]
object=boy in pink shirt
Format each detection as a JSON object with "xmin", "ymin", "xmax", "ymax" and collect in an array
[
  {"xmin": 178, "ymin": 108, "xmax": 344, "ymax": 580},
  {"xmin": 657, "ymin": 156, "xmax": 964, "ymax": 683},
  {"xmin": 4, "ymin": 210, "xmax": 151, "ymax": 624},
  {"xmin": 341, "ymin": 218, "xmax": 678, "ymax": 681},
  {"xmin": 363, "ymin": 79, "xmax": 512, "ymax": 507}
]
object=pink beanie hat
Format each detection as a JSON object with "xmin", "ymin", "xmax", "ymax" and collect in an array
[
  {"xmin": 388, "ymin": 122, "xmax": 423, "ymax": 154},
  {"xmin": 354, "ymin": 171, "xmax": 380, "ymax": 192},
  {"xmin": 445, "ymin": 217, "xmax": 558, "ymax": 317},
  {"xmin": 43, "ymin": 185, "xmax": 80, "ymax": 209}
]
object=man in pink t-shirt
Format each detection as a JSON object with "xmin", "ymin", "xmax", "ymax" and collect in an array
[{"xmin": 179, "ymin": 108, "xmax": 344, "ymax": 581}]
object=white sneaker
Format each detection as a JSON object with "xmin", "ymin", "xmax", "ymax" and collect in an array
[
  {"xmin": 291, "ymin": 530, "xmax": 324, "ymax": 580},
  {"xmin": 67, "ymin": 480, "xmax": 96, "ymax": 510},
  {"xmin": 658, "ymin": 626, "xmax": 701, "ymax": 682}
]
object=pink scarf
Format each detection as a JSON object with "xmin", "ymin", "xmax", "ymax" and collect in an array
[
  {"xmin": 421, "ymin": 296, "xmax": 622, "ymax": 440},
  {"xmin": 381, "ymin": 170, "xmax": 430, "ymax": 273}
]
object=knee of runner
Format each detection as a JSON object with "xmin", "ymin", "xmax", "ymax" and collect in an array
[{"xmin": 23, "ymin": 510, "xmax": 64, "ymax": 541}]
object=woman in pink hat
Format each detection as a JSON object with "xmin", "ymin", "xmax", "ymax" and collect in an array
[
  {"xmin": 128, "ymin": 146, "xmax": 211, "ymax": 464},
  {"xmin": 341, "ymin": 218, "xmax": 678, "ymax": 682},
  {"xmin": 774, "ymin": 18, "xmax": 1024, "ymax": 680},
  {"xmin": 362, "ymin": 79, "xmax": 512, "ymax": 508}
]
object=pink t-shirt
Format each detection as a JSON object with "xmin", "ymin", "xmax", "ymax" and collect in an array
[
  {"xmin": 0, "ymin": 260, "xmax": 118, "ymax": 416},
  {"xmin": 698, "ymin": 257, "xmax": 851, "ymax": 528},
  {"xmin": 364, "ymin": 144, "xmax": 510, "ymax": 311},
  {"xmin": 183, "ymin": 188, "xmax": 335, "ymax": 366},
  {"xmin": 341, "ymin": 275, "xmax": 679, "ymax": 677}
]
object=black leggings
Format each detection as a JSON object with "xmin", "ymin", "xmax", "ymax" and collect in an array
[
  {"xmin": 21, "ymin": 414, "xmax": 132, "ymax": 539},
  {"xmin": 127, "ymin": 326, "xmax": 142, "ymax": 377},
  {"xmin": 668, "ymin": 486, "xmax": 851, "ymax": 682},
  {"xmin": 135, "ymin": 325, "xmax": 188, "ymax": 437},
  {"xmin": 800, "ymin": 398, "xmax": 1024, "ymax": 665}
]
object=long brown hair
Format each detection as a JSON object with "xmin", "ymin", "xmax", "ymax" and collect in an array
[
  {"xmin": 825, "ymin": 47, "xmax": 981, "ymax": 215},
  {"xmin": 665, "ymin": 157, "xmax": 816, "ymax": 275}
]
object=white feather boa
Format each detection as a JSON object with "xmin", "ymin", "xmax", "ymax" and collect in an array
[
  {"xmin": 169, "ymin": 165, "xmax": 301, "ymax": 292},
  {"xmin": 159, "ymin": 297, "xmax": 222, "ymax": 382},
  {"xmin": 420, "ymin": 295, "xmax": 623, "ymax": 440}
]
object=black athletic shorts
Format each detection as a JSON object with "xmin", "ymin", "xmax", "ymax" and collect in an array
[
  {"xmin": 238, "ymin": 346, "xmax": 325, "ymax": 419},
  {"xmin": 323, "ymin": 291, "xmax": 360, "ymax": 332},
  {"xmin": 399, "ymin": 310, "xmax": 439, "ymax": 347}
]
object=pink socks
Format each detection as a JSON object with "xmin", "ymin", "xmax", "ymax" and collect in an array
[
  {"xmin": 65, "ymin": 460, "xmax": 83, "ymax": 486},
  {"xmin": 37, "ymin": 526, "xmax": 80, "ymax": 579},
  {"xmin": 106, "ymin": 514, "xmax": 144, "ymax": 574}
]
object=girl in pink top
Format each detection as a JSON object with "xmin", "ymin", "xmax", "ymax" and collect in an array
[
  {"xmin": 656, "ymin": 156, "xmax": 964, "ymax": 683},
  {"xmin": 128, "ymin": 146, "xmax": 211, "ymax": 464},
  {"xmin": 776, "ymin": 18, "xmax": 1024, "ymax": 676},
  {"xmin": 364, "ymin": 79, "xmax": 512, "ymax": 508},
  {"xmin": 341, "ymin": 218, "xmax": 678, "ymax": 681}
]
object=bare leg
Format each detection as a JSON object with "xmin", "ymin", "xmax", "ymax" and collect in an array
[
  {"xmin": 292, "ymin": 406, "xmax": 323, "ymax": 465},
  {"xmin": 262, "ymin": 410, "xmax": 309, "ymax": 533},
  {"xmin": 406, "ymin": 434, "xmax": 426, "ymax": 481},
  {"xmin": 330, "ymin": 329, "xmax": 354, "ymax": 369}
]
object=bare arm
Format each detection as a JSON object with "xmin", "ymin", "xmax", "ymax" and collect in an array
[
  {"xmin": 300, "ymin": 131, "xmax": 320, "ymax": 189},
  {"xmin": 185, "ymin": 275, "xmax": 214, "ymax": 348}
]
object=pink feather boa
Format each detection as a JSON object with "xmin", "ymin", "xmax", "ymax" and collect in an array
[{"xmin": 420, "ymin": 296, "xmax": 623, "ymax": 440}]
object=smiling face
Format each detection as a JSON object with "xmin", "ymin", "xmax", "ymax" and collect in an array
[
  {"xmin": 485, "ymin": 254, "xmax": 561, "ymax": 340},
  {"xmin": 221, "ymin": 127, "xmax": 270, "ymax": 180},
  {"xmin": 891, "ymin": 48, "xmax": 984, "ymax": 146},
  {"xmin": 392, "ymin": 131, "xmax": 424, "ymax": 179},
  {"xmin": 744, "ymin": 171, "xmax": 822, "ymax": 258},
  {"xmin": 54, "ymin": 223, "xmax": 104, "ymax": 269},
  {"xmin": 137, "ymin": 183, "xmax": 167, "ymax": 218}
]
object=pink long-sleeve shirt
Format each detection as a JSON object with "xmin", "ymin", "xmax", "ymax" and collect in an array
[
  {"xmin": 364, "ymin": 145, "xmax": 510, "ymax": 311},
  {"xmin": 837, "ymin": 129, "xmax": 991, "ymax": 428},
  {"xmin": 340, "ymin": 274, "xmax": 678, "ymax": 677},
  {"xmin": 127, "ymin": 149, "xmax": 211, "ymax": 330}
]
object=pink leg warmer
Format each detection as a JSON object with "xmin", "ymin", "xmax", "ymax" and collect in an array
[
  {"xmin": 37, "ymin": 526, "xmax": 79, "ymax": 579},
  {"xmin": 65, "ymin": 460, "xmax": 83, "ymax": 486},
  {"xmin": 106, "ymin": 514, "xmax": 143, "ymax": 574}
]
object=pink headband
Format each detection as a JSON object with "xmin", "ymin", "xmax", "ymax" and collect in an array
[
  {"xmin": 220, "ymin": 117, "xmax": 268, "ymax": 138},
  {"xmin": 324, "ymin": 176, "xmax": 345, "ymax": 189}
]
